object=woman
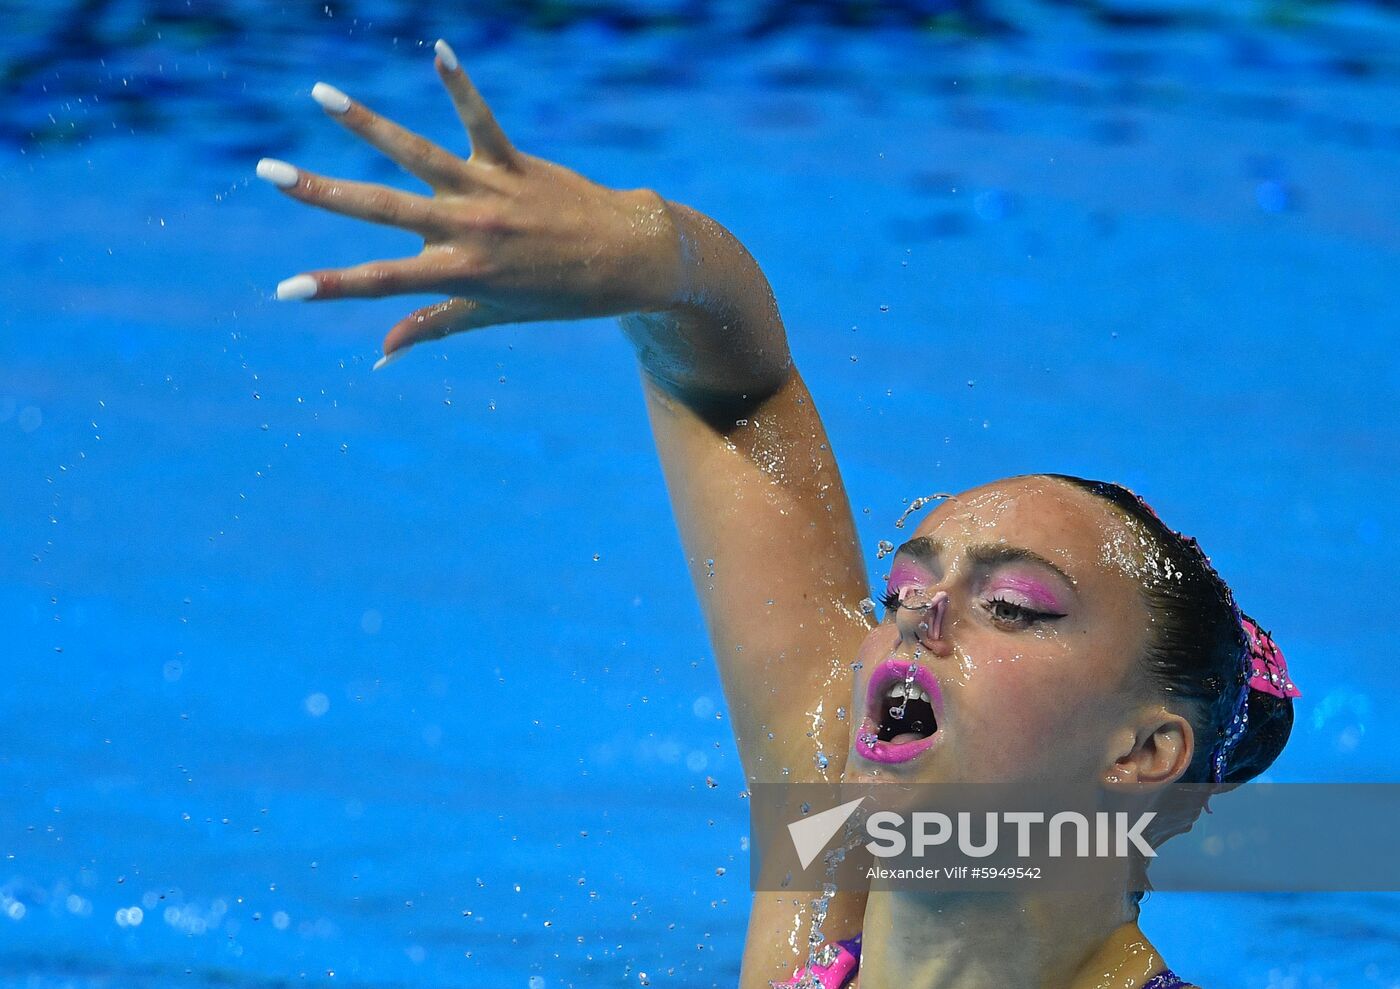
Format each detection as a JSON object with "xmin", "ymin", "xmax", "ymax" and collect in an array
[{"xmin": 256, "ymin": 40, "xmax": 1298, "ymax": 988}]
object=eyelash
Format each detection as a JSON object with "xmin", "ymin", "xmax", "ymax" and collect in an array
[
  {"xmin": 880, "ymin": 590, "xmax": 1066, "ymax": 626},
  {"xmin": 983, "ymin": 596, "xmax": 1066, "ymax": 626}
]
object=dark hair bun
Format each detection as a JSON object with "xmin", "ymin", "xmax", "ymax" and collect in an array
[
  {"xmin": 1042, "ymin": 474, "xmax": 1298, "ymax": 792},
  {"xmin": 1218, "ymin": 688, "xmax": 1295, "ymax": 791}
]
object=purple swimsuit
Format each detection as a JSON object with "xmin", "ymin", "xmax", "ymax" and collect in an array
[
  {"xmin": 776, "ymin": 936, "xmax": 1193, "ymax": 989},
  {"xmin": 1143, "ymin": 972, "xmax": 1191, "ymax": 989}
]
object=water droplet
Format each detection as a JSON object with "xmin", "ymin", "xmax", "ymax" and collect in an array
[{"xmin": 893, "ymin": 493, "xmax": 953, "ymax": 529}]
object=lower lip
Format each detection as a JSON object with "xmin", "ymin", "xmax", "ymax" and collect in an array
[{"xmin": 854, "ymin": 716, "xmax": 941, "ymax": 764}]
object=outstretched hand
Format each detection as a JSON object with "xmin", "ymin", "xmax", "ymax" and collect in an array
[{"xmin": 257, "ymin": 39, "xmax": 681, "ymax": 368}]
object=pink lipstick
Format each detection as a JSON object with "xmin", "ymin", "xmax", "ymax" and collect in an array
[{"xmin": 855, "ymin": 658, "xmax": 944, "ymax": 765}]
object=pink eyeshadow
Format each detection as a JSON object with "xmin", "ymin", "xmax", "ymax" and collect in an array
[
  {"xmin": 990, "ymin": 574, "xmax": 1067, "ymax": 612},
  {"xmin": 886, "ymin": 560, "xmax": 931, "ymax": 592}
]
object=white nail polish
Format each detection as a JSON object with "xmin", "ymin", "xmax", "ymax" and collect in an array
[
  {"xmin": 255, "ymin": 157, "xmax": 298, "ymax": 189},
  {"xmin": 310, "ymin": 82, "xmax": 351, "ymax": 115},
  {"xmin": 372, "ymin": 348, "xmax": 409, "ymax": 371},
  {"xmin": 276, "ymin": 275, "xmax": 318, "ymax": 301},
  {"xmin": 433, "ymin": 39, "xmax": 459, "ymax": 72}
]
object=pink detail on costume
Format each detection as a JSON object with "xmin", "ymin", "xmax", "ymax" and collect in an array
[
  {"xmin": 772, "ymin": 940, "xmax": 860, "ymax": 989},
  {"xmin": 1241, "ymin": 616, "xmax": 1301, "ymax": 699}
]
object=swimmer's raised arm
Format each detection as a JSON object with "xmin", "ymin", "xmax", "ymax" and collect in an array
[
  {"xmin": 259, "ymin": 46, "xmax": 870, "ymax": 982},
  {"xmin": 259, "ymin": 46, "xmax": 869, "ymax": 780}
]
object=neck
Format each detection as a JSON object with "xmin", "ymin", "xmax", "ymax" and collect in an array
[{"xmin": 858, "ymin": 888, "xmax": 1166, "ymax": 989}]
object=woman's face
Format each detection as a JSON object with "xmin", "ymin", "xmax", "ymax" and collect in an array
[{"xmin": 847, "ymin": 476, "xmax": 1156, "ymax": 785}]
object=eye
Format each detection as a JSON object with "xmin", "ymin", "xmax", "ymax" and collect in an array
[
  {"xmin": 983, "ymin": 595, "xmax": 1067, "ymax": 627},
  {"xmin": 880, "ymin": 583, "xmax": 935, "ymax": 616}
]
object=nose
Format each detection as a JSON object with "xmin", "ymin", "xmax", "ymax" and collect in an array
[{"xmin": 895, "ymin": 587, "xmax": 953, "ymax": 657}]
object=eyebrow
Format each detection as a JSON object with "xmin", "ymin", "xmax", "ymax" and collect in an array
[
  {"xmin": 890, "ymin": 536, "xmax": 942, "ymax": 571},
  {"xmin": 966, "ymin": 543, "xmax": 1076, "ymax": 589},
  {"xmin": 891, "ymin": 537, "xmax": 1077, "ymax": 589}
]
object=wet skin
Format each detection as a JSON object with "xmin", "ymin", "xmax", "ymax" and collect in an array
[
  {"xmin": 255, "ymin": 56, "xmax": 1201, "ymax": 983},
  {"xmin": 843, "ymin": 476, "xmax": 1203, "ymax": 989},
  {"xmin": 847, "ymin": 475, "xmax": 1182, "ymax": 788}
]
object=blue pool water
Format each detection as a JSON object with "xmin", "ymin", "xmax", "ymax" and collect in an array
[{"xmin": 2, "ymin": 2, "xmax": 1398, "ymax": 985}]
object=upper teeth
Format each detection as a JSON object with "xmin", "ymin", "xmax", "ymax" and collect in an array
[{"xmin": 887, "ymin": 683, "xmax": 929, "ymax": 702}]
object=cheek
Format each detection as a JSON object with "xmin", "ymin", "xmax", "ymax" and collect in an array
[
  {"xmin": 957, "ymin": 661, "xmax": 1067, "ymax": 739},
  {"xmin": 948, "ymin": 638, "xmax": 1103, "ymax": 769},
  {"xmin": 849, "ymin": 625, "xmax": 900, "ymax": 704}
]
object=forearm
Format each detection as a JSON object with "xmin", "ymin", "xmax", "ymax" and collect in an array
[
  {"xmin": 619, "ymin": 200, "xmax": 874, "ymax": 979},
  {"xmin": 618, "ymin": 196, "xmax": 870, "ymax": 785},
  {"xmin": 618, "ymin": 196, "xmax": 793, "ymax": 413}
]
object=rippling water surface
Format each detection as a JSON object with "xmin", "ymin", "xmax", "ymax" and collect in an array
[{"xmin": 2, "ymin": 2, "xmax": 1399, "ymax": 986}]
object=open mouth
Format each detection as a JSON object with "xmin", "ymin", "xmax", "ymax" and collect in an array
[
  {"xmin": 876, "ymin": 682, "xmax": 938, "ymax": 744},
  {"xmin": 855, "ymin": 659, "xmax": 943, "ymax": 765}
]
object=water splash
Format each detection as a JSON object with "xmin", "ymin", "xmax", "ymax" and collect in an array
[
  {"xmin": 893, "ymin": 492, "xmax": 955, "ymax": 530},
  {"xmin": 888, "ymin": 646, "xmax": 924, "ymax": 721}
]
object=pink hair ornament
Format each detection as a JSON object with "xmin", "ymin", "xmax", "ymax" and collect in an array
[{"xmin": 1241, "ymin": 616, "xmax": 1300, "ymax": 700}]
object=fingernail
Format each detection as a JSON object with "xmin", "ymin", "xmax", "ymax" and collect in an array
[
  {"xmin": 372, "ymin": 348, "xmax": 409, "ymax": 371},
  {"xmin": 433, "ymin": 39, "xmax": 459, "ymax": 72},
  {"xmin": 311, "ymin": 82, "xmax": 351, "ymax": 115},
  {"xmin": 255, "ymin": 157, "xmax": 298, "ymax": 189},
  {"xmin": 276, "ymin": 274, "xmax": 318, "ymax": 301}
]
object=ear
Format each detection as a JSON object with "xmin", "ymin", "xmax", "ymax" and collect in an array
[{"xmin": 1101, "ymin": 707, "xmax": 1194, "ymax": 790}]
